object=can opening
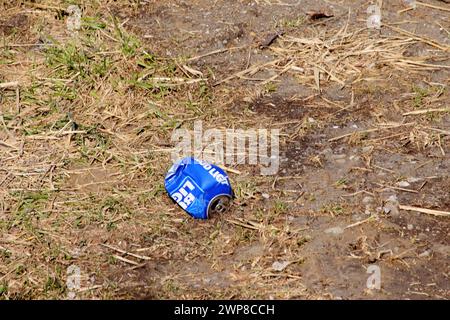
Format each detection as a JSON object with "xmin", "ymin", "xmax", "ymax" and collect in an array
[{"xmin": 209, "ymin": 196, "xmax": 230, "ymax": 215}]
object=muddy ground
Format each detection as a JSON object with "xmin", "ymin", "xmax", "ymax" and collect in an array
[
  {"xmin": 129, "ymin": 0, "xmax": 450, "ymax": 299},
  {"xmin": 0, "ymin": 0, "xmax": 449, "ymax": 299}
]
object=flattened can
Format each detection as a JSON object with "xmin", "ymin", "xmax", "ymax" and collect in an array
[{"xmin": 164, "ymin": 157, "xmax": 233, "ymax": 219}]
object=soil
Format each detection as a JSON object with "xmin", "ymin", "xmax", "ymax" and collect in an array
[
  {"xmin": 119, "ymin": 0, "xmax": 449, "ymax": 299},
  {"xmin": 1, "ymin": 0, "xmax": 449, "ymax": 300}
]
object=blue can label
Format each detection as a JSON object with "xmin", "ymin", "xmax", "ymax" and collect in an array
[
  {"xmin": 164, "ymin": 157, "xmax": 233, "ymax": 219},
  {"xmin": 170, "ymin": 177, "xmax": 199, "ymax": 210}
]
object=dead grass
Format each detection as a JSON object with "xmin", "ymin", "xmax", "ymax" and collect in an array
[{"xmin": 0, "ymin": 0, "xmax": 449, "ymax": 300}]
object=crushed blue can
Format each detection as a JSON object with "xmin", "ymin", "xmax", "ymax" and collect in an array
[{"xmin": 164, "ymin": 157, "xmax": 233, "ymax": 219}]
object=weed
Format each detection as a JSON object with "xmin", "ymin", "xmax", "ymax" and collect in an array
[
  {"xmin": 45, "ymin": 42, "xmax": 90, "ymax": 78},
  {"xmin": 44, "ymin": 276, "xmax": 64, "ymax": 294},
  {"xmin": 264, "ymin": 82, "xmax": 278, "ymax": 93},
  {"xmin": 274, "ymin": 200, "xmax": 288, "ymax": 215},
  {"xmin": 81, "ymin": 16, "xmax": 107, "ymax": 31},
  {"xmin": 112, "ymin": 16, "xmax": 140, "ymax": 57},
  {"xmin": 0, "ymin": 249, "xmax": 11, "ymax": 260},
  {"xmin": 412, "ymin": 86, "xmax": 430, "ymax": 108},
  {"xmin": 297, "ymin": 236, "xmax": 310, "ymax": 247},
  {"xmin": 334, "ymin": 178, "xmax": 347, "ymax": 188},
  {"xmin": 279, "ymin": 16, "xmax": 306, "ymax": 28},
  {"xmin": 321, "ymin": 204, "xmax": 345, "ymax": 216},
  {"xmin": 16, "ymin": 191, "xmax": 49, "ymax": 215},
  {"xmin": 15, "ymin": 265, "xmax": 26, "ymax": 276},
  {"xmin": 0, "ymin": 283, "xmax": 8, "ymax": 298}
]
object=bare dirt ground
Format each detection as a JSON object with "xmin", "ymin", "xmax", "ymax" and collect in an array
[{"xmin": 0, "ymin": 0, "xmax": 449, "ymax": 299}]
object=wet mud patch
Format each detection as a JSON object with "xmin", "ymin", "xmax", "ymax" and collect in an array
[
  {"xmin": 130, "ymin": 0, "xmax": 310, "ymax": 57},
  {"xmin": 367, "ymin": 149, "xmax": 450, "ymax": 209},
  {"xmin": 281, "ymin": 132, "xmax": 329, "ymax": 175},
  {"xmin": 0, "ymin": 13, "xmax": 28, "ymax": 36},
  {"xmin": 248, "ymin": 95, "xmax": 309, "ymax": 120},
  {"xmin": 287, "ymin": 214, "xmax": 449, "ymax": 299}
]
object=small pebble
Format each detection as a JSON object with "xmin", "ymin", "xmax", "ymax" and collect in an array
[
  {"xmin": 396, "ymin": 181, "xmax": 411, "ymax": 188},
  {"xmin": 418, "ymin": 250, "xmax": 431, "ymax": 258},
  {"xmin": 325, "ymin": 226, "xmax": 344, "ymax": 235},
  {"xmin": 362, "ymin": 146, "xmax": 373, "ymax": 153},
  {"xmin": 362, "ymin": 196, "xmax": 374, "ymax": 205},
  {"xmin": 272, "ymin": 261, "xmax": 290, "ymax": 272},
  {"xmin": 330, "ymin": 154, "xmax": 346, "ymax": 160},
  {"xmin": 383, "ymin": 195, "xmax": 399, "ymax": 216}
]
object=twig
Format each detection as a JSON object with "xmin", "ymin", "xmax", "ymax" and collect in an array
[
  {"xmin": 437, "ymin": 22, "xmax": 450, "ymax": 36},
  {"xmin": 367, "ymin": 132, "xmax": 406, "ymax": 142},
  {"xmin": 397, "ymin": 7, "xmax": 414, "ymax": 14},
  {"xmin": 328, "ymin": 123, "xmax": 414, "ymax": 142},
  {"xmin": 217, "ymin": 165, "xmax": 242, "ymax": 175},
  {"xmin": 226, "ymin": 219, "xmax": 260, "ymax": 230},
  {"xmin": 0, "ymin": 140, "xmax": 19, "ymax": 150},
  {"xmin": 391, "ymin": 247, "xmax": 416, "ymax": 260},
  {"xmin": 416, "ymin": 1, "xmax": 450, "ymax": 12},
  {"xmin": 342, "ymin": 190, "xmax": 375, "ymax": 197},
  {"xmin": 101, "ymin": 243, "xmax": 152, "ymax": 260},
  {"xmin": 187, "ymin": 46, "xmax": 247, "ymax": 62},
  {"xmin": 384, "ymin": 25, "xmax": 449, "ymax": 51},
  {"xmin": 0, "ymin": 81, "xmax": 19, "ymax": 89},
  {"xmin": 344, "ymin": 215, "xmax": 377, "ymax": 229},
  {"xmin": 77, "ymin": 285, "xmax": 103, "ymax": 293},
  {"xmin": 213, "ymin": 59, "xmax": 282, "ymax": 86},
  {"xmin": 425, "ymin": 127, "xmax": 450, "ymax": 136},
  {"xmin": 375, "ymin": 183, "xmax": 419, "ymax": 193},
  {"xmin": 261, "ymin": 60, "xmax": 294, "ymax": 85},
  {"xmin": 311, "ymin": 63, "xmax": 345, "ymax": 86},
  {"xmin": 112, "ymin": 255, "xmax": 140, "ymax": 265},
  {"xmin": 24, "ymin": 1, "xmax": 65, "ymax": 12},
  {"xmin": 395, "ymin": 59, "xmax": 450, "ymax": 70},
  {"xmin": 0, "ymin": 43, "xmax": 52, "ymax": 48},
  {"xmin": 399, "ymin": 205, "xmax": 450, "ymax": 217},
  {"xmin": 403, "ymin": 108, "xmax": 450, "ymax": 116},
  {"xmin": 261, "ymin": 273, "xmax": 302, "ymax": 280}
]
